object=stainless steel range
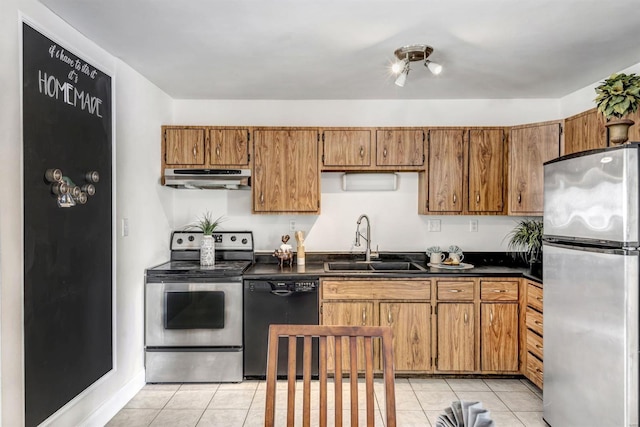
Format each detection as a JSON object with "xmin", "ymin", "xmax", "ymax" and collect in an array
[{"xmin": 145, "ymin": 231, "xmax": 253, "ymax": 383}]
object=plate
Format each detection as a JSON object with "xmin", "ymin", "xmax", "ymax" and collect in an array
[{"xmin": 428, "ymin": 262, "xmax": 474, "ymax": 270}]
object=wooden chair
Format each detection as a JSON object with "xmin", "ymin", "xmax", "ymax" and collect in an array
[{"xmin": 264, "ymin": 324, "xmax": 396, "ymax": 427}]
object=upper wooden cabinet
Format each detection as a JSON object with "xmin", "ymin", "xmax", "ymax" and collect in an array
[
  {"xmin": 164, "ymin": 128, "xmax": 206, "ymax": 166},
  {"xmin": 209, "ymin": 129, "xmax": 250, "ymax": 167},
  {"xmin": 321, "ymin": 128, "xmax": 424, "ymax": 170},
  {"xmin": 376, "ymin": 129, "xmax": 425, "ymax": 167},
  {"xmin": 508, "ymin": 121, "xmax": 561, "ymax": 215},
  {"xmin": 427, "ymin": 129, "xmax": 465, "ymax": 213},
  {"xmin": 321, "ymin": 129, "xmax": 372, "ymax": 168},
  {"xmin": 252, "ymin": 128, "xmax": 320, "ymax": 213},
  {"xmin": 162, "ymin": 126, "xmax": 251, "ymax": 184},
  {"xmin": 468, "ymin": 129, "xmax": 505, "ymax": 213},
  {"xmin": 419, "ymin": 128, "xmax": 506, "ymax": 215},
  {"xmin": 563, "ymin": 109, "xmax": 606, "ymax": 155}
]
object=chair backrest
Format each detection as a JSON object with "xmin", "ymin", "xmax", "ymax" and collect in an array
[{"xmin": 264, "ymin": 324, "xmax": 396, "ymax": 427}]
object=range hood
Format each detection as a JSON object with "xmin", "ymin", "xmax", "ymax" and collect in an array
[{"xmin": 164, "ymin": 168, "xmax": 251, "ymax": 190}]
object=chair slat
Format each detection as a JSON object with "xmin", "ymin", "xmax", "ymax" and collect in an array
[
  {"xmin": 319, "ymin": 336, "xmax": 328, "ymax": 427},
  {"xmin": 364, "ymin": 336, "xmax": 374, "ymax": 426},
  {"xmin": 303, "ymin": 335, "xmax": 312, "ymax": 427},
  {"xmin": 349, "ymin": 336, "xmax": 358, "ymax": 427},
  {"xmin": 287, "ymin": 335, "xmax": 296, "ymax": 427}
]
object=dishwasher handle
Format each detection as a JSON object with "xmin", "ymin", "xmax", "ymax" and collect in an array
[{"xmin": 270, "ymin": 290, "xmax": 293, "ymax": 297}]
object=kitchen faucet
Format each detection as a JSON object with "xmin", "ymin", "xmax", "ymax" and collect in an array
[{"xmin": 355, "ymin": 214, "xmax": 372, "ymax": 262}]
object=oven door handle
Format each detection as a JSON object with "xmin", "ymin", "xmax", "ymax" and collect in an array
[{"xmin": 270, "ymin": 290, "xmax": 293, "ymax": 297}]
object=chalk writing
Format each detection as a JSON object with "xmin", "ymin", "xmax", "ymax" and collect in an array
[{"xmin": 38, "ymin": 71, "xmax": 103, "ymax": 118}]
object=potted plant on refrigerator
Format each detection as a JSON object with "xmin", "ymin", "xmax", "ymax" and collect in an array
[
  {"xmin": 594, "ymin": 72, "xmax": 640, "ymax": 145},
  {"xmin": 507, "ymin": 219, "xmax": 543, "ymax": 277},
  {"xmin": 191, "ymin": 212, "xmax": 225, "ymax": 266}
]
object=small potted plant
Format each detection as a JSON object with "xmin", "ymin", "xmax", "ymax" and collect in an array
[
  {"xmin": 507, "ymin": 219, "xmax": 543, "ymax": 276},
  {"xmin": 594, "ymin": 72, "xmax": 640, "ymax": 144},
  {"xmin": 191, "ymin": 212, "xmax": 225, "ymax": 266}
]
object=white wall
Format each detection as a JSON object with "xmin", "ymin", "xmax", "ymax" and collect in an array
[{"xmin": 0, "ymin": 0, "xmax": 173, "ymax": 425}]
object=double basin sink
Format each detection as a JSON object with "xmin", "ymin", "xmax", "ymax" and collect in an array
[{"xmin": 324, "ymin": 261, "xmax": 426, "ymax": 273}]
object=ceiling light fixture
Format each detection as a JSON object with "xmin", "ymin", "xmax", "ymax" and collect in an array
[{"xmin": 391, "ymin": 44, "xmax": 442, "ymax": 86}]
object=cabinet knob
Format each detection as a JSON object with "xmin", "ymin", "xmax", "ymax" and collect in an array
[
  {"xmin": 493, "ymin": 289, "xmax": 507, "ymax": 293},
  {"xmin": 476, "ymin": 193, "xmax": 480, "ymax": 204},
  {"xmin": 453, "ymin": 193, "xmax": 457, "ymax": 204},
  {"xmin": 534, "ymin": 320, "xmax": 543, "ymax": 326},
  {"xmin": 464, "ymin": 312, "xmax": 468, "ymax": 323},
  {"xmin": 193, "ymin": 145, "xmax": 197, "ymax": 158},
  {"xmin": 536, "ymin": 344, "xmax": 543, "ymax": 350},
  {"xmin": 260, "ymin": 193, "xmax": 264, "ymax": 204},
  {"xmin": 383, "ymin": 148, "xmax": 388, "ymax": 158},
  {"xmin": 362, "ymin": 308, "xmax": 367, "ymax": 325},
  {"xmin": 216, "ymin": 145, "xmax": 221, "ymax": 158},
  {"xmin": 517, "ymin": 193, "xmax": 522, "ymax": 204},
  {"xmin": 388, "ymin": 310, "xmax": 392, "ymax": 325},
  {"xmin": 359, "ymin": 146, "xmax": 365, "ymax": 158},
  {"xmin": 490, "ymin": 310, "xmax": 493, "ymax": 324},
  {"xmin": 449, "ymin": 289, "xmax": 462, "ymax": 293}
]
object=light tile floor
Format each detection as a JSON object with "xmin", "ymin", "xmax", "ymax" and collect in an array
[{"xmin": 107, "ymin": 378, "xmax": 545, "ymax": 426}]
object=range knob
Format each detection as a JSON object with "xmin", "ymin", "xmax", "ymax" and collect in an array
[
  {"xmin": 177, "ymin": 238, "xmax": 183, "ymax": 244},
  {"xmin": 188, "ymin": 235, "xmax": 195, "ymax": 242},
  {"xmin": 231, "ymin": 236, "xmax": 237, "ymax": 242},
  {"xmin": 242, "ymin": 238, "xmax": 248, "ymax": 244}
]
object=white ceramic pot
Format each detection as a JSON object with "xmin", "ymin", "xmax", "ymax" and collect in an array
[{"xmin": 200, "ymin": 235, "xmax": 215, "ymax": 266}]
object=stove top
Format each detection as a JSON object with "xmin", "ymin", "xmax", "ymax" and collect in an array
[{"xmin": 146, "ymin": 231, "xmax": 254, "ymax": 282}]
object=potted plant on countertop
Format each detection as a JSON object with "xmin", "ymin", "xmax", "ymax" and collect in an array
[
  {"xmin": 507, "ymin": 219, "xmax": 543, "ymax": 277},
  {"xmin": 594, "ymin": 72, "xmax": 640, "ymax": 145},
  {"xmin": 190, "ymin": 212, "xmax": 225, "ymax": 266}
]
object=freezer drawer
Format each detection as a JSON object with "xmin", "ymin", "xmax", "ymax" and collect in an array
[{"xmin": 544, "ymin": 145, "xmax": 640, "ymax": 245}]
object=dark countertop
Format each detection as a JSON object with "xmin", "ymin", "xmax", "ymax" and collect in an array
[{"xmin": 244, "ymin": 252, "xmax": 543, "ymax": 283}]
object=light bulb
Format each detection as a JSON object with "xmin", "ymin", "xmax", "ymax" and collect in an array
[
  {"xmin": 395, "ymin": 70, "xmax": 408, "ymax": 87},
  {"xmin": 391, "ymin": 62, "xmax": 402, "ymax": 74},
  {"xmin": 425, "ymin": 60, "xmax": 443, "ymax": 75}
]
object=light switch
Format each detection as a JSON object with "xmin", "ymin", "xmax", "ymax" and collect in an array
[
  {"xmin": 469, "ymin": 220, "xmax": 478, "ymax": 232},
  {"xmin": 122, "ymin": 218, "xmax": 129, "ymax": 237},
  {"xmin": 428, "ymin": 219, "xmax": 441, "ymax": 232}
]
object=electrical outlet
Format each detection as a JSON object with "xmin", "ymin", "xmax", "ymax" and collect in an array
[
  {"xmin": 289, "ymin": 220, "xmax": 296, "ymax": 232},
  {"xmin": 469, "ymin": 220, "xmax": 478, "ymax": 232},
  {"xmin": 427, "ymin": 219, "xmax": 441, "ymax": 232}
]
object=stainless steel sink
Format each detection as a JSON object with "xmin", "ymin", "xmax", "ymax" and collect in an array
[{"xmin": 324, "ymin": 261, "xmax": 426, "ymax": 273}]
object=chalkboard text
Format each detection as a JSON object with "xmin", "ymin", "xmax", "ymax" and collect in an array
[{"xmin": 38, "ymin": 70, "xmax": 103, "ymax": 118}]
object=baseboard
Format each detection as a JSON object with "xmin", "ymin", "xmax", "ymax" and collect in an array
[{"xmin": 79, "ymin": 369, "xmax": 146, "ymax": 427}]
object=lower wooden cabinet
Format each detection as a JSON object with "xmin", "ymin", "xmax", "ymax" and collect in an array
[
  {"xmin": 523, "ymin": 280, "xmax": 544, "ymax": 388},
  {"xmin": 321, "ymin": 301, "xmax": 374, "ymax": 371},
  {"xmin": 381, "ymin": 302, "xmax": 431, "ymax": 371},
  {"xmin": 480, "ymin": 303, "xmax": 519, "ymax": 372},
  {"xmin": 436, "ymin": 303, "xmax": 475, "ymax": 372},
  {"xmin": 320, "ymin": 277, "xmax": 525, "ymax": 376}
]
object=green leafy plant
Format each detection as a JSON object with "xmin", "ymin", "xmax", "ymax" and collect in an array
[
  {"xmin": 507, "ymin": 219, "xmax": 543, "ymax": 264},
  {"xmin": 191, "ymin": 212, "xmax": 225, "ymax": 235},
  {"xmin": 594, "ymin": 73, "xmax": 640, "ymax": 120}
]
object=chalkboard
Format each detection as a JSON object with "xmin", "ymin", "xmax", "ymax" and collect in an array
[{"xmin": 22, "ymin": 23, "xmax": 113, "ymax": 427}]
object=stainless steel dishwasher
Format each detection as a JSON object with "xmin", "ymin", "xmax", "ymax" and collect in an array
[{"xmin": 243, "ymin": 278, "xmax": 319, "ymax": 379}]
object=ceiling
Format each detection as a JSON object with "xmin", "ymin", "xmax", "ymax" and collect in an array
[{"xmin": 38, "ymin": 0, "xmax": 640, "ymax": 100}]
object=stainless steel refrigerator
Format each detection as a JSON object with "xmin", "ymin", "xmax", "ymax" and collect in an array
[{"xmin": 543, "ymin": 144, "xmax": 639, "ymax": 426}]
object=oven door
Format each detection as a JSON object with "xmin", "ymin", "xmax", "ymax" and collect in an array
[{"xmin": 145, "ymin": 281, "xmax": 242, "ymax": 348}]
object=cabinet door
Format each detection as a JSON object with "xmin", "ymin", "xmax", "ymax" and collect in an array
[
  {"xmin": 164, "ymin": 128, "xmax": 205, "ymax": 165},
  {"xmin": 436, "ymin": 303, "xmax": 475, "ymax": 372},
  {"xmin": 380, "ymin": 302, "xmax": 431, "ymax": 372},
  {"xmin": 563, "ymin": 109, "xmax": 606, "ymax": 155},
  {"xmin": 509, "ymin": 123, "xmax": 560, "ymax": 215},
  {"xmin": 480, "ymin": 303, "xmax": 519, "ymax": 372},
  {"xmin": 468, "ymin": 129, "xmax": 504, "ymax": 213},
  {"xmin": 428, "ymin": 129, "xmax": 464, "ymax": 212},
  {"xmin": 253, "ymin": 129, "xmax": 319, "ymax": 213},
  {"xmin": 322, "ymin": 301, "xmax": 375, "ymax": 371},
  {"xmin": 322, "ymin": 129, "xmax": 371, "ymax": 167},
  {"xmin": 376, "ymin": 129, "xmax": 424, "ymax": 166},
  {"xmin": 209, "ymin": 129, "xmax": 250, "ymax": 166}
]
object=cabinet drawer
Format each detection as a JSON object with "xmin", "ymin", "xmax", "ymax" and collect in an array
[
  {"xmin": 437, "ymin": 281, "xmax": 474, "ymax": 301},
  {"xmin": 527, "ymin": 282, "xmax": 543, "ymax": 312},
  {"xmin": 527, "ymin": 329, "xmax": 543, "ymax": 360},
  {"xmin": 322, "ymin": 280, "xmax": 372, "ymax": 299},
  {"xmin": 526, "ymin": 352, "xmax": 543, "ymax": 388},
  {"xmin": 480, "ymin": 280, "xmax": 518, "ymax": 301},
  {"xmin": 371, "ymin": 280, "xmax": 430, "ymax": 300},
  {"xmin": 526, "ymin": 307, "xmax": 543, "ymax": 336}
]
